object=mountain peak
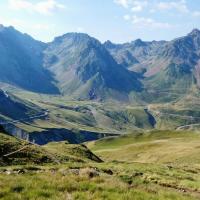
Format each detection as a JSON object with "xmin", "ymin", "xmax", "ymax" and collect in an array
[
  {"xmin": 0, "ymin": 25, "xmax": 19, "ymax": 35},
  {"xmin": 0, "ymin": 24, "xmax": 7, "ymax": 32},
  {"xmin": 0, "ymin": 24, "xmax": 4, "ymax": 29},
  {"xmin": 188, "ymin": 28, "xmax": 200, "ymax": 36},
  {"xmin": 131, "ymin": 39, "xmax": 146, "ymax": 47},
  {"xmin": 104, "ymin": 40, "xmax": 117, "ymax": 49},
  {"xmin": 54, "ymin": 32, "xmax": 93, "ymax": 43},
  {"xmin": 104, "ymin": 40, "xmax": 113, "ymax": 45}
]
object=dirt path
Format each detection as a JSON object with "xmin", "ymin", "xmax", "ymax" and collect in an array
[
  {"xmin": 3, "ymin": 145, "xmax": 29, "ymax": 157},
  {"xmin": 176, "ymin": 123, "xmax": 200, "ymax": 130}
]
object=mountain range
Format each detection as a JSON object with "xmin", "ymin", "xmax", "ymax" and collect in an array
[
  {"xmin": 0, "ymin": 24, "xmax": 200, "ymax": 102},
  {"xmin": 105, "ymin": 29, "xmax": 200, "ymax": 95}
]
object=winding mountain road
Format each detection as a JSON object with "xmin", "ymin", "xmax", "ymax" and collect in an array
[
  {"xmin": 0, "ymin": 111, "xmax": 49, "ymax": 126},
  {"xmin": 151, "ymin": 110, "xmax": 200, "ymax": 120}
]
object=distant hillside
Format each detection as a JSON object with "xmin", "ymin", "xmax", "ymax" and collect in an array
[
  {"xmin": 0, "ymin": 89, "xmax": 42, "ymax": 120},
  {"xmin": 105, "ymin": 29, "xmax": 200, "ymax": 98},
  {"xmin": 104, "ymin": 39, "xmax": 167, "ymax": 73},
  {"xmin": 0, "ymin": 25, "xmax": 58, "ymax": 94}
]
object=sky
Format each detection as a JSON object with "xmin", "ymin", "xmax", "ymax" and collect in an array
[{"xmin": 0, "ymin": 0, "xmax": 200, "ymax": 43}]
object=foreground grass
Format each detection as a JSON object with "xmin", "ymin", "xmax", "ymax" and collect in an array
[
  {"xmin": 1, "ymin": 130, "xmax": 200, "ymax": 199},
  {"xmin": 0, "ymin": 162, "xmax": 200, "ymax": 200}
]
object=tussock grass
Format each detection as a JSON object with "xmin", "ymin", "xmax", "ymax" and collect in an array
[{"xmin": 0, "ymin": 164, "xmax": 199, "ymax": 200}]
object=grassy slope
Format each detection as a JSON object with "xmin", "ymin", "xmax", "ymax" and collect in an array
[
  {"xmin": 0, "ymin": 131, "xmax": 101, "ymax": 166},
  {"xmin": 87, "ymin": 130, "xmax": 200, "ymax": 165},
  {"xmin": 1, "ymin": 129, "xmax": 200, "ymax": 199},
  {"xmin": 6, "ymin": 89, "xmax": 154, "ymax": 135},
  {"xmin": 44, "ymin": 142, "xmax": 102, "ymax": 163},
  {"xmin": 0, "ymin": 132, "xmax": 54, "ymax": 166}
]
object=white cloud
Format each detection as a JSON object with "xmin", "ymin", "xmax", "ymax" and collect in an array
[
  {"xmin": 131, "ymin": 1, "xmax": 148, "ymax": 12},
  {"xmin": 35, "ymin": 0, "xmax": 65, "ymax": 15},
  {"xmin": 9, "ymin": 0, "xmax": 65, "ymax": 15},
  {"xmin": 115, "ymin": 0, "xmax": 172, "ymax": 29},
  {"xmin": 157, "ymin": 0, "xmax": 189, "ymax": 13},
  {"xmin": 114, "ymin": 0, "xmax": 199, "ymax": 32},
  {"xmin": 156, "ymin": 1, "xmax": 200, "ymax": 19},
  {"xmin": 114, "ymin": 0, "xmax": 148, "ymax": 12},
  {"xmin": 114, "ymin": 0, "xmax": 130, "ymax": 8},
  {"xmin": 131, "ymin": 5, "xmax": 142, "ymax": 12},
  {"xmin": 123, "ymin": 14, "xmax": 131, "ymax": 20},
  {"xmin": 127, "ymin": 15, "xmax": 172, "ymax": 29}
]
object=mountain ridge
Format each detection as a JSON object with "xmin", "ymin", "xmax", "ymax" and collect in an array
[{"xmin": 0, "ymin": 25, "xmax": 199, "ymax": 102}]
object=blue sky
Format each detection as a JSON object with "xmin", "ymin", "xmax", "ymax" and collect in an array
[{"xmin": 0, "ymin": 0, "xmax": 200, "ymax": 43}]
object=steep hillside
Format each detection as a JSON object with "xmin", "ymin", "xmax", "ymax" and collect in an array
[
  {"xmin": 0, "ymin": 25, "xmax": 58, "ymax": 94},
  {"xmin": 44, "ymin": 33, "xmax": 142, "ymax": 101},
  {"xmin": 0, "ymin": 25, "xmax": 142, "ymax": 101},
  {"xmin": 0, "ymin": 89, "xmax": 42, "ymax": 121},
  {"xmin": 104, "ymin": 39, "xmax": 167, "ymax": 74},
  {"xmin": 145, "ymin": 29, "xmax": 200, "ymax": 92},
  {"xmin": 105, "ymin": 29, "xmax": 200, "ymax": 103}
]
